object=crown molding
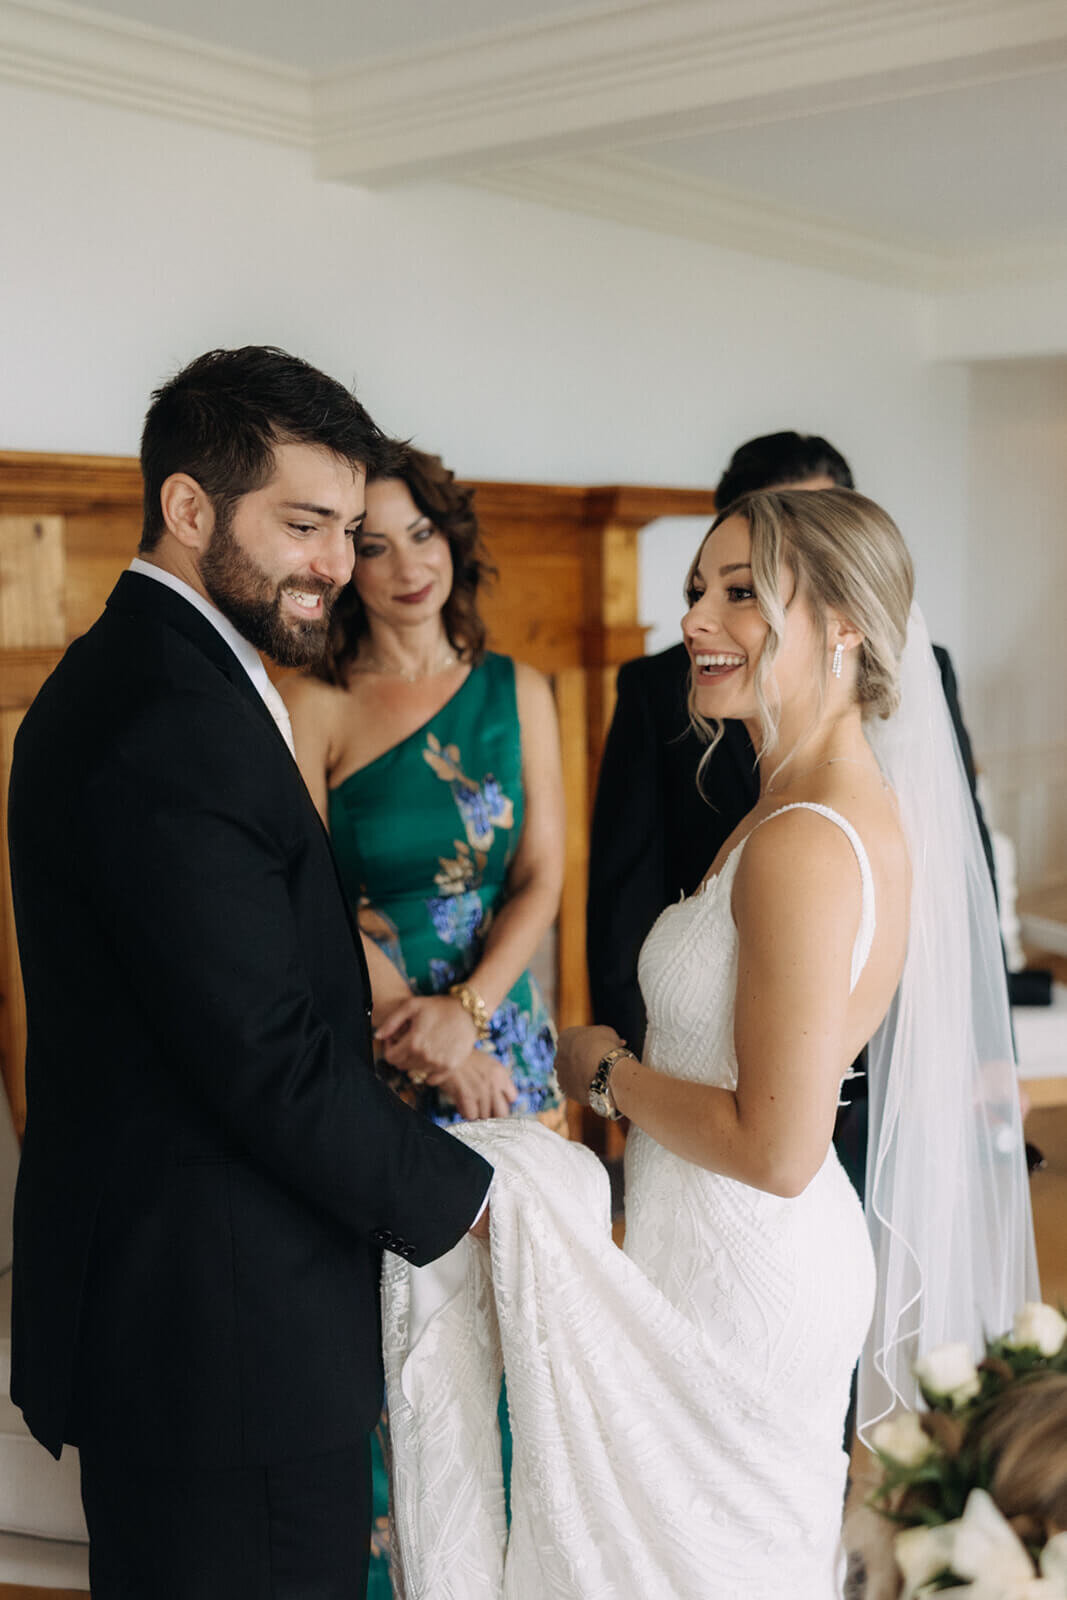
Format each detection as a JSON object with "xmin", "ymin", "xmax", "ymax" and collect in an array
[
  {"xmin": 3, "ymin": 0, "xmax": 1066, "ymax": 292},
  {"xmin": 467, "ymin": 152, "xmax": 1067, "ymax": 293},
  {"xmin": 3, "ymin": 0, "xmax": 1065, "ymax": 187},
  {"xmin": 314, "ymin": 0, "xmax": 1067, "ymax": 183},
  {"xmin": 0, "ymin": 0, "xmax": 311, "ymax": 146}
]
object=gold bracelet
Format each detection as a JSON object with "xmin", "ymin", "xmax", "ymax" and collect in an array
[{"xmin": 450, "ymin": 982, "xmax": 492, "ymax": 1045}]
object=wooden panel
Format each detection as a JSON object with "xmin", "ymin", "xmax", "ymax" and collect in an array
[
  {"xmin": 0, "ymin": 652, "xmax": 64, "ymax": 712},
  {"xmin": 0, "ymin": 708, "xmax": 28, "ymax": 1134},
  {"xmin": 0, "ymin": 519, "xmax": 66, "ymax": 650},
  {"xmin": 0, "ymin": 451, "xmax": 717, "ymax": 1144}
]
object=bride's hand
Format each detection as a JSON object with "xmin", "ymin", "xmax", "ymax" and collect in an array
[{"xmin": 556, "ymin": 1025, "xmax": 626, "ymax": 1105}]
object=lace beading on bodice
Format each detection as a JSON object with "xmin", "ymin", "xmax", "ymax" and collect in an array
[{"xmin": 639, "ymin": 801, "xmax": 876, "ymax": 1094}]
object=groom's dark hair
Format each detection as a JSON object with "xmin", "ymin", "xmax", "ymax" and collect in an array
[
  {"xmin": 715, "ymin": 431, "xmax": 854, "ymax": 512},
  {"xmin": 139, "ymin": 345, "xmax": 396, "ymax": 551}
]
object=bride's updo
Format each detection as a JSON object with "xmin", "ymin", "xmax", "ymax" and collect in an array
[{"xmin": 689, "ymin": 487, "xmax": 915, "ymax": 769}]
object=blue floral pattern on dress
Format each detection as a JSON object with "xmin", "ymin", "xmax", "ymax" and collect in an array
[
  {"xmin": 426, "ymin": 891, "xmax": 484, "ymax": 950},
  {"xmin": 423, "ymin": 733, "xmax": 515, "ymax": 853}
]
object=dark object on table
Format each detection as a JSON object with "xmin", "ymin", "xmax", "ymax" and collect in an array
[
  {"xmin": 1010, "ymin": 969, "xmax": 1053, "ymax": 1007},
  {"xmin": 1026, "ymin": 1142, "xmax": 1048, "ymax": 1175}
]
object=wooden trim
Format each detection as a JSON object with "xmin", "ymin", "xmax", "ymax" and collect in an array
[
  {"xmin": 0, "ymin": 453, "xmax": 143, "ymax": 512},
  {"xmin": 0, "ymin": 1587, "xmax": 87, "ymax": 1599},
  {"xmin": 0, "ymin": 452, "xmax": 716, "ymax": 528},
  {"xmin": 590, "ymin": 485, "xmax": 717, "ymax": 527}
]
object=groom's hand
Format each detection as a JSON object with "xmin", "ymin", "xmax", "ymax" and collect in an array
[{"xmin": 556, "ymin": 1025, "xmax": 626, "ymax": 1105}]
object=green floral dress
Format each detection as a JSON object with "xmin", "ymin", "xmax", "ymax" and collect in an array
[
  {"xmin": 328, "ymin": 653, "xmax": 559, "ymax": 1598},
  {"xmin": 328, "ymin": 651, "xmax": 559, "ymax": 1124}
]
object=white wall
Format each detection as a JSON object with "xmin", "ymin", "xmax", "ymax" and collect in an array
[
  {"xmin": 963, "ymin": 358, "xmax": 1067, "ymax": 892},
  {"xmin": 0, "ymin": 79, "xmax": 972, "ymax": 658},
  {"xmin": 924, "ymin": 274, "xmax": 1067, "ymax": 365}
]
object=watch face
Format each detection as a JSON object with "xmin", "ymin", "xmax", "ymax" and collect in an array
[{"xmin": 589, "ymin": 1084, "xmax": 618, "ymax": 1121}]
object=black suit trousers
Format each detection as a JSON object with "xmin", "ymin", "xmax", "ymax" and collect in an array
[{"xmin": 79, "ymin": 1440, "xmax": 371, "ymax": 1600}]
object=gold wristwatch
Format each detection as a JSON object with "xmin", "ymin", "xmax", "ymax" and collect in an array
[{"xmin": 588, "ymin": 1046, "xmax": 636, "ymax": 1121}]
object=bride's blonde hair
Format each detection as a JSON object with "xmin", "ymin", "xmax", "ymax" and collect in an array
[{"xmin": 686, "ymin": 487, "xmax": 914, "ymax": 790}]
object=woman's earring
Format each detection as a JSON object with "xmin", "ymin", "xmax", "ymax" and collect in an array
[{"xmin": 832, "ymin": 642, "xmax": 844, "ymax": 679}]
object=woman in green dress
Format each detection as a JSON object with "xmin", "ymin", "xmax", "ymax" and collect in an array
[{"xmin": 282, "ymin": 445, "xmax": 566, "ymax": 1592}]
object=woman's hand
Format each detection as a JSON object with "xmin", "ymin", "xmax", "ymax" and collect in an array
[
  {"xmin": 556, "ymin": 1025, "xmax": 626, "ymax": 1106},
  {"xmin": 376, "ymin": 994, "xmax": 480, "ymax": 1075},
  {"xmin": 439, "ymin": 1052, "xmax": 517, "ymax": 1121}
]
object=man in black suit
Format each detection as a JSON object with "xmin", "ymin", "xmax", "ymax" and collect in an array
[
  {"xmin": 7, "ymin": 347, "xmax": 492, "ymax": 1598},
  {"xmin": 587, "ymin": 431, "xmax": 995, "ymax": 1197}
]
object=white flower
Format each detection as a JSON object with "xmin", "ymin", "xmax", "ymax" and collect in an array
[
  {"xmin": 895, "ymin": 1521, "xmax": 958, "ymax": 1598},
  {"xmin": 914, "ymin": 1341, "xmax": 981, "ymax": 1406},
  {"xmin": 951, "ymin": 1488, "xmax": 1044, "ymax": 1596},
  {"xmin": 1006, "ymin": 1302, "xmax": 1067, "ymax": 1358},
  {"xmin": 872, "ymin": 1410, "xmax": 934, "ymax": 1467},
  {"xmin": 900, "ymin": 1500, "xmax": 1067, "ymax": 1600}
]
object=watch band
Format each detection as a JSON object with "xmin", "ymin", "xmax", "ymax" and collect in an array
[{"xmin": 588, "ymin": 1046, "xmax": 636, "ymax": 1120}]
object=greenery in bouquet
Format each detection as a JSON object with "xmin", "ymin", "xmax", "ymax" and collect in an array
[{"xmin": 865, "ymin": 1303, "xmax": 1067, "ymax": 1598}]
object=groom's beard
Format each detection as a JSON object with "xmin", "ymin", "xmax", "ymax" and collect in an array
[{"xmin": 200, "ymin": 511, "xmax": 338, "ymax": 668}]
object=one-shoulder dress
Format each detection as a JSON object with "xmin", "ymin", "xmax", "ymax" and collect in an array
[{"xmin": 328, "ymin": 652, "xmax": 560, "ymax": 1124}]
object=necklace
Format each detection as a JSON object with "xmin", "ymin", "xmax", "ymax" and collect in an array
[
  {"xmin": 764, "ymin": 756, "xmax": 886, "ymax": 796},
  {"xmin": 353, "ymin": 644, "xmax": 457, "ymax": 683}
]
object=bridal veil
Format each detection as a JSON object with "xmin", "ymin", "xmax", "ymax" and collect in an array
[{"xmin": 860, "ymin": 603, "xmax": 1039, "ymax": 1434}]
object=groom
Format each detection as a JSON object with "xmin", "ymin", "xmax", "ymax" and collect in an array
[{"xmin": 7, "ymin": 347, "xmax": 492, "ymax": 1598}]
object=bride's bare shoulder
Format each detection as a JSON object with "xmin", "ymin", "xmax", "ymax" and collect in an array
[{"xmin": 733, "ymin": 804, "xmax": 866, "ymax": 912}]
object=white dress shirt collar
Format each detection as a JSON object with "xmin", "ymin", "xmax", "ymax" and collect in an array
[{"xmin": 128, "ymin": 558, "xmax": 295, "ymax": 755}]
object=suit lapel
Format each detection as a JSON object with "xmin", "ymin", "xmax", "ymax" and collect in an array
[
  {"xmin": 106, "ymin": 571, "xmax": 289, "ymax": 751},
  {"xmin": 105, "ymin": 573, "xmax": 373, "ymax": 996}
]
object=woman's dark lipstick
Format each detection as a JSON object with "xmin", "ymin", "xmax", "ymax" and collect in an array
[{"xmin": 395, "ymin": 583, "xmax": 434, "ymax": 605}]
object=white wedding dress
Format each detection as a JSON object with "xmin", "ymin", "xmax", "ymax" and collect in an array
[{"xmin": 382, "ymin": 804, "xmax": 876, "ymax": 1600}]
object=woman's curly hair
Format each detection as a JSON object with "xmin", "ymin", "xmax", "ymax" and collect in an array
[{"xmin": 315, "ymin": 445, "xmax": 497, "ymax": 684}]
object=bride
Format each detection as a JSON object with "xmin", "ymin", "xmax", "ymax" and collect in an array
[{"xmin": 381, "ymin": 489, "xmax": 1037, "ymax": 1600}]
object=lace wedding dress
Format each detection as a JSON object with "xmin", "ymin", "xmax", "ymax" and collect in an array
[{"xmin": 382, "ymin": 804, "xmax": 876, "ymax": 1600}]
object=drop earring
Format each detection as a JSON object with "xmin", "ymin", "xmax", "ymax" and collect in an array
[{"xmin": 832, "ymin": 642, "xmax": 844, "ymax": 679}]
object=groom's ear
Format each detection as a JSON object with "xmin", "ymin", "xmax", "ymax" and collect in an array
[{"xmin": 159, "ymin": 473, "xmax": 215, "ymax": 554}]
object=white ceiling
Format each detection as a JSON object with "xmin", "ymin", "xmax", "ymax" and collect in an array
[
  {"xmin": 639, "ymin": 67, "xmax": 1067, "ymax": 250},
  {"xmin": 4, "ymin": 0, "xmax": 1067, "ymax": 288},
  {"xmin": 70, "ymin": 0, "xmax": 595, "ymax": 72}
]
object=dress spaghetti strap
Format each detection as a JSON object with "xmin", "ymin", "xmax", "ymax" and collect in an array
[{"xmin": 749, "ymin": 802, "xmax": 876, "ymax": 991}]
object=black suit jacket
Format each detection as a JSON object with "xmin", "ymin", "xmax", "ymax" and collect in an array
[
  {"xmin": 587, "ymin": 638, "xmax": 996, "ymax": 1055},
  {"xmin": 8, "ymin": 572, "xmax": 491, "ymax": 1468}
]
